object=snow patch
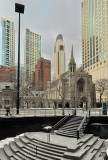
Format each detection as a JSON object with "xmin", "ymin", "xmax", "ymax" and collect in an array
[{"xmin": 0, "ymin": 133, "xmax": 24, "ymax": 148}]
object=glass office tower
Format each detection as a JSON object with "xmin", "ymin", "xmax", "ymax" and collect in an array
[
  {"xmin": 1, "ymin": 17, "xmax": 15, "ymax": 66},
  {"xmin": 81, "ymin": 0, "xmax": 108, "ymax": 102},
  {"xmin": 24, "ymin": 28, "xmax": 41, "ymax": 84}
]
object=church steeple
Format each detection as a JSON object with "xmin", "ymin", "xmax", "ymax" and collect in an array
[
  {"xmin": 68, "ymin": 45, "xmax": 76, "ymax": 73},
  {"xmin": 71, "ymin": 45, "xmax": 74, "ymax": 60}
]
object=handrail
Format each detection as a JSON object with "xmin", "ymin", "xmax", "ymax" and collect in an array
[
  {"xmin": 77, "ymin": 110, "xmax": 90, "ymax": 139},
  {"xmin": 52, "ymin": 109, "xmax": 75, "ymax": 130},
  {"xmin": 52, "ymin": 116, "xmax": 69, "ymax": 130}
]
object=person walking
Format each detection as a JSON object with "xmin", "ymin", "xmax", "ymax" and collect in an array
[
  {"xmin": 8, "ymin": 106, "xmax": 12, "ymax": 116},
  {"xmin": 5, "ymin": 106, "xmax": 12, "ymax": 116},
  {"xmin": 5, "ymin": 106, "xmax": 8, "ymax": 116}
]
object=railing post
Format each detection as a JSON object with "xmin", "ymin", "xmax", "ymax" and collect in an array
[
  {"xmin": 77, "ymin": 130, "xmax": 79, "ymax": 140},
  {"xmin": 74, "ymin": 109, "xmax": 76, "ymax": 115},
  {"xmin": 54, "ymin": 108, "xmax": 56, "ymax": 116},
  {"xmin": 88, "ymin": 110, "xmax": 90, "ymax": 117},
  {"xmin": 47, "ymin": 133, "xmax": 50, "ymax": 143}
]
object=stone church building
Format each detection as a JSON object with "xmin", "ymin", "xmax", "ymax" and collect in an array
[{"xmin": 45, "ymin": 46, "xmax": 96, "ymax": 109}]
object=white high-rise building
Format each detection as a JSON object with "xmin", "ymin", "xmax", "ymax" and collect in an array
[
  {"xmin": 24, "ymin": 28, "xmax": 41, "ymax": 84},
  {"xmin": 1, "ymin": 16, "xmax": 15, "ymax": 66},
  {"xmin": 54, "ymin": 34, "xmax": 65, "ymax": 80}
]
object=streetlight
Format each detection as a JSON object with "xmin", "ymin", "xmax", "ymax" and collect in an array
[{"xmin": 15, "ymin": 3, "xmax": 25, "ymax": 114}]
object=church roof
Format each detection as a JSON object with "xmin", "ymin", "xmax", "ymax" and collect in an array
[
  {"xmin": 50, "ymin": 72, "xmax": 69, "ymax": 89},
  {"xmin": 50, "ymin": 79, "xmax": 59, "ymax": 88},
  {"xmin": 61, "ymin": 73, "xmax": 69, "ymax": 83}
]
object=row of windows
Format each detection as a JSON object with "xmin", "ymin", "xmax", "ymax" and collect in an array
[
  {"xmin": 84, "ymin": 59, "xmax": 106, "ymax": 69},
  {"xmin": 84, "ymin": 57, "xmax": 106, "ymax": 69}
]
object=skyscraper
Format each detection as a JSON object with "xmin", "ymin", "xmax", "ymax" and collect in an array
[
  {"xmin": 54, "ymin": 34, "xmax": 65, "ymax": 80},
  {"xmin": 81, "ymin": 0, "xmax": 108, "ymax": 102},
  {"xmin": 1, "ymin": 17, "xmax": 15, "ymax": 66},
  {"xmin": 24, "ymin": 28, "xmax": 41, "ymax": 83}
]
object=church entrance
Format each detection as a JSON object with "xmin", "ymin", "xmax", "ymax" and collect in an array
[
  {"xmin": 58, "ymin": 103, "xmax": 62, "ymax": 108},
  {"xmin": 79, "ymin": 97, "xmax": 88, "ymax": 110},
  {"xmin": 54, "ymin": 102, "xmax": 57, "ymax": 108},
  {"xmin": 65, "ymin": 102, "xmax": 70, "ymax": 108}
]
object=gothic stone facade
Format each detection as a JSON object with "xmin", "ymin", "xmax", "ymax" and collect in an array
[{"xmin": 45, "ymin": 46, "xmax": 96, "ymax": 109}]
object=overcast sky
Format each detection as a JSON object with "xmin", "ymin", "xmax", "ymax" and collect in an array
[{"xmin": 0, "ymin": 0, "xmax": 82, "ymax": 79}]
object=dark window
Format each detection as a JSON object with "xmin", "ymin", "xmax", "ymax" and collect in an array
[
  {"xmin": 96, "ymin": 56, "xmax": 98, "ymax": 62},
  {"xmin": 93, "ymin": 58, "xmax": 95, "ymax": 64},
  {"xmin": 59, "ymin": 45, "xmax": 64, "ymax": 51}
]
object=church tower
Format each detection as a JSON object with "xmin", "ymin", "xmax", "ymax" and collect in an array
[
  {"xmin": 68, "ymin": 45, "xmax": 76, "ymax": 73},
  {"xmin": 54, "ymin": 34, "xmax": 65, "ymax": 80}
]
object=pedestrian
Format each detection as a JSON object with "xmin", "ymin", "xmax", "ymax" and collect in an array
[
  {"xmin": 5, "ymin": 106, "xmax": 8, "ymax": 116},
  {"xmin": 8, "ymin": 106, "xmax": 12, "ymax": 116}
]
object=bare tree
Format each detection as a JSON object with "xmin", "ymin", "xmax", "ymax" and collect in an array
[{"xmin": 95, "ymin": 79, "xmax": 108, "ymax": 104}]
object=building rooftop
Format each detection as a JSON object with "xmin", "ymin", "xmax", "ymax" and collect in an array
[
  {"xmin": 56, "ymin": 34, "xmax": 63, "ymax": 41},
  {"xmin": 0, "ymin": 82, "xmax": 14, "ymax": 91}
]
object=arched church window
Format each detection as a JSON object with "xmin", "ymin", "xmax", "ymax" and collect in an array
[{"xmin": 77, "ymin": 79, "xmax": 84, "ymax": 92}]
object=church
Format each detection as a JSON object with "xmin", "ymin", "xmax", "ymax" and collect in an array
[{"xmin": 45, "ymin": 44, "xmax": 96, "ymax": 109}]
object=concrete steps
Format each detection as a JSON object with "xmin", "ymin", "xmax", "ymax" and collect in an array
[
  {"xmin": 55, "ymin": 131, "xmax": 84, "ymax": 138},
  {"xmin": 0, "ymin": 148, "xmax": 9, "ymax": 160},
  {"xmin": 55, "ymin": 116, "xmax": 83, "ymax": 138},
  {"xmin": 0, "ymin": 132, "xmax": 106, "ymax": 160},
  {"xmin": 63, "ymin": 135, "xmax": 106, "ymax": 160},
  {"xmin": 14, "ymin": 137, "xmax": 64, "ymax": 160}
]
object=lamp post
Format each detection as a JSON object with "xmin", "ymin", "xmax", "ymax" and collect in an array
[{"xmin": 15, "ymin": 3, "xmax": 25, "ymax": 114}]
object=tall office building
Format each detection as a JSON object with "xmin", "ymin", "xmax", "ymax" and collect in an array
[
  {"xmin": 54, "ymin": 34, "xmax": 65, "ymax": 80},
  {"xmin": 1, "ymin": 17, "xmax": 15, "ymax": 66},
  {"xmin": 81, "ymin": 0, "xmax": 108, "ymax": 102},
  {"xmin": 24, "ymin": 28, "xmax": 41, "ymax": 83}
]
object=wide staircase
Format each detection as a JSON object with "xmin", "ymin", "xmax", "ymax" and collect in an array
[
  {"xmin": 54, "ymin": 116, "xmax": 84, "ymax": 138},
  {"xmin": 0, "ymin": 133, "xmax": 107, "ymax": 160}
]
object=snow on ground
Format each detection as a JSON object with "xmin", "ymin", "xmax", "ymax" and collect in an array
[
  {"xmin": 105, "ymin": 139, "xmax": 108, "ymax": 156},
  {"xmin": 0, "ymin": 133, "xmax": 24, "ymax": 148}
]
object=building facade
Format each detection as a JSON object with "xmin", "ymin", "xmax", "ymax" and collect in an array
[
  {"xmin": 45, "ymin": 46, "xmax": 96, "ymax": 109},
  {"xmin": 1, "ymin": 16, "xmax": 15, "ymax": 66},
  {"xmin": 81, "ymin": 0, "xmax": 108, "ymax": 103},
  {"xmin": 32, "ymin": 58, "xmax": 51, "ymax": 91},
  {"xmin": 24, "ymin": 28, "xmax": 41, "ymax": 84},
  {"xmin": 0, "ymin": 82, "xmax": 16, "ymax": 108},
  {"xmin": 54, "ymin": 34, "xmax": 65, "ymax": 80},
  {"xmin": 0, "ymin": 65, "xmax": 16, "ymax": 83}
]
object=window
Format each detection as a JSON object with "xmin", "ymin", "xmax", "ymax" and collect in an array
[
  {"xmin": 5, "ymin": 100, "xmax": 10, "ymax": 105},
  {"xmin": 59, "ymin": 45, "xmax": 64, "ymax": 51}
]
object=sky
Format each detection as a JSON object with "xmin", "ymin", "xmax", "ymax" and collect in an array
[{"xmin": 0, "ymin": 0, "xmax": 82, "ymax": 79}]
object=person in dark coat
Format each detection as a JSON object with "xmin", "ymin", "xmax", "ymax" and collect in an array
[
  {"xmin": 8, "ymin": 106, "xmax": 12, "ymax": 116},
  {"xmin": 5, "ymin": 106, "xmax": 8, "ymax": 116},
  {"xmin": 5, "ymin": 106, "xmax": 12, "ymax": 116}
]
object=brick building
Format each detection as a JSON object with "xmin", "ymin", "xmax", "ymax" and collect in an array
[
  {"xmin": 32, "ymin": 58, "xmax": 51, "ymax": 91},
  {"xmin": 0, "ymin": 65, "xmax": 16, "ymax": 83}
]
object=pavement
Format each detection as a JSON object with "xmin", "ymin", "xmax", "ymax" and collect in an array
[{"xmin": 24, "ymin": 131, "xmax": 78, "ymax": 147}]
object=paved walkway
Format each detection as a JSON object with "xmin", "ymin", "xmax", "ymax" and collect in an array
[{"xmin": 25, "ymin": 132, "xmax": 77, "ymax": 147}]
